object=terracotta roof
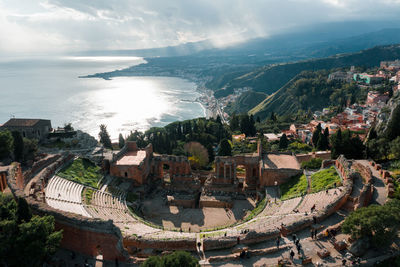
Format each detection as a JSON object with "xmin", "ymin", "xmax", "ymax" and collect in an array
[{"xmin": 2, "ymin": 118, "xmax": 49, "ymax": 127}]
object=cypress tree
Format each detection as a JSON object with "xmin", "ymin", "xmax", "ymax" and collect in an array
[
  {"xmin": 118, "ymin": 133, "xmax": 125, "ymax": 149},
  {"xmin": 279, "ymin": 134, "xmax": 288, "ymax": 149},
  {"xmin": 98, "ymin": 124, "xmax": 112, "ymax": 149},
  {"xmin": 218, "ymin": 139, "xmax": 232, "ymax": 156},
  {"xmin": 12, "ymin": 131, "xmax": 24, "ymax": 162}
]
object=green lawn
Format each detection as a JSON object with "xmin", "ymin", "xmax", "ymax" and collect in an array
[
  {"xmin": 280, "ymin": 174, "xmax": 308, "ymax": 200},
  {"xmin": 310, "ymin": 166, "xmax": 341, "ymax": 193},
  {"xmin": 58, "ymin": 158, "xmax": 102, "ymax": 188}
]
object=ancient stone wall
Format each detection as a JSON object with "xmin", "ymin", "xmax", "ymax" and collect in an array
[
  {"xmin": 259, "ymin": 168, "xmax": 302, "ymax": 187},
  {"xmin": 123, "ymin": 237, "xmax": 197, "ymax": 253},
  {"xmin": 296, "ymin": 151, "xmax": 331, "ymax": 164},
  {"xmin": 5, "ymin": 155, "xmax": 130, "ymax": 262},
  {"xmin": 23, "ymin": 154, "xmax": 61, "ymax": 186},
  {"xmin": 152, "ymin": 155, "xmax": 191, "ymax": 179}
]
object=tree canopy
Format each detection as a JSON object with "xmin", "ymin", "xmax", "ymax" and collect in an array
[
  {"xmin": 342, "ymin": 199, "xmax": 400, "ymax": 248},
  {"xmin": 142, "ymin": 251, "xmax": 199, "ymax": 267},
  {"xmin": 0, "ymin": 193, "xmax": 63, "ymax": 266},
  {"xmin": 0, "ymin": 130, "xmax": 13, "ymax": 160},
  {"xmin": 99, "ymin": 124, "xmax": 112, "ymax": 149}
]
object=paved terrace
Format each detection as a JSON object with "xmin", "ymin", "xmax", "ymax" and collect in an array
[
  {"xmin": 263, "ymin": 154, "xmax": 300, "ymax": 169},
  {"xmin": 116, "ymin": 151, "xmax": 147, "ymax": 166}
]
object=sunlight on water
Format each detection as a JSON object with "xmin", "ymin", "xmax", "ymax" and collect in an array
[{"xmin": 0, "ymin": 57, "xmax": 205, "ymax": 140}]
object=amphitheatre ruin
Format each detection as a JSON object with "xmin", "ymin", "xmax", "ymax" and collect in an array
[{"xmin": 2, "ymin": 139, "xmax": 390, "ymax": 265}]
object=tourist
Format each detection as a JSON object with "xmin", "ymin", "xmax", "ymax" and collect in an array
[
  {"xmin": 342, "ymin": 258, "xmax": 347, "ymax": 266},
  {"xmin": 290, "ymin": 250, "xmax": 295, "ymax": 261},
  {"xmin": 313, "ymin": 216, "xmax": 317, "ymax": 224},
  {"xmin": 292, "ymin": 234, "xmax": 297, "ymax": 243},
  {"xmin": 311, "ymin": 204, "xmax": 316, "ymax": 212},
  {"xmin": 276, "ymin": 237, "xmax": 280, "ymax": 249},
  {"xmin": 188, "ymin": 227, "xmax": 191, "ymax": 233},
  {"xmin": 310, "ymin": 229, "xmax": 314, "ymax": 239},
  {"xmin": 334, "ymin": 182, "xmax": 337, "ymax": 188},
  {"xmin": 326, "ymin": 189, "xmax": 329, "ymax": 194},
  {"xmin": 237, "ymin": 236, "xmax": 240, "ymax": 244}
]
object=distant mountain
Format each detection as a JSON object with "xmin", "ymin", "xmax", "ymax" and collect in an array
[
  {"xmin": 216, "ymin": 42, "xmax": 400, "ymax": 98},
  {"xmin": 249, "ymin": 44, "xmax": 400, "ymax": 120}
]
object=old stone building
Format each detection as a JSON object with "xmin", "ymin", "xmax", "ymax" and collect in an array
[
  {"xmin": 0, "ymin": 118, "xmax": 52, "ymax": 141},
  {"xmin": 109, "ymin": 142, "xmax": 153, "ymax": 185},
  {"xmin": 108, "ymin": 141, "xmax": 302, "ymax": 192}
]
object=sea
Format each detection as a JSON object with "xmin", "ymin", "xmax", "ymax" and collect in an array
[{"xmin": 0, "ymin": 56, "xmax": 206, "ymax": 140}]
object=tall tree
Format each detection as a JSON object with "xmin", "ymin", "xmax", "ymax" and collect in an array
[
  {"xmin": 98, "ymin": 124, "xmax": 112, "ymax": 149},
  {"xmin": 230, "ymin": 114, "xmax": 240, "ymax": 131},
  {"xmin": 23, "ymin": 138, "xmax": 37, "ymax": 162},
  {"xmin": 206, "ymin": 143, "xmax": 215, "ymax": 163},
  {"xmin": 312, "ymin": 123, "xmax": 322, "ymax": 147},
  {"xmin": 12, "ymin": 131, "xmax": 24, "ymax": 162},
  {"xmin": 0, "ymin": 130, "xmax": 13, "ymax": 160},
  {"xmin": 0, "ymin": 193, "xmax": 62, "ymax": 266},
  {"xmin": 249, "ymin": 115, "xmax": 257, "ymax": 136},
  {"xmin": 218, "ymin": 139, "xmax": 232, "ymax": 156},
  {"xmin": 118, "ymin": 133, "xmax": 125, "ymax": 149},
  {"xmin": 316, "ymin": 132, "xmax": 328, "ymax": 151},
  {"xmin": 279, "ymin": 134, "xmax": 288, "ymax": 149}
]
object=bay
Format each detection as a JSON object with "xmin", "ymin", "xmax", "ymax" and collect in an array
[{"xmin": 0, "ymin": 56, "xmax": 206, "ymax": 140}]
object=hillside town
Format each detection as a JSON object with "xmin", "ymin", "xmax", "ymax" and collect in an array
[{"xmin": 261, "ymin": 60, "xmax": 400, "ymax": 145}]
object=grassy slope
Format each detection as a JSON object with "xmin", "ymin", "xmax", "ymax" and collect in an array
[
  {"xmin": 58, "ymin": 158, "xmax": 102, "ymax": 189},
  {"xmin": 280, "ymin": 174, "xmax": 308, "ymax": 200},
  {"xmin": 310, "ymin": 166, "xmax": 341, "ymax": 193}
]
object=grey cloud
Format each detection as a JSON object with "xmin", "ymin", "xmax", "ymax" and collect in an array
[{"xmin": 1, "ymin": 0, "xmax": 400, "ymax": 54}]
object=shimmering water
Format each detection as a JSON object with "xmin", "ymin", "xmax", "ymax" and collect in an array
[{"xmin": 0, "ymin": 56, "xmax": 205, "ymax": 140}]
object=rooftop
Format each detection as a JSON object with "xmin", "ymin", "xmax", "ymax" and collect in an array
[
  {"xmin": 116, "ymin": 150, "xmax": 147, "ymax": 166},
  {"xmin": 2, "ymin": 118, "xmax": 50, "ymax": 127},
  {"xmin": 263, "ymin": 154, "xmax": 300, "ymax": 169}
]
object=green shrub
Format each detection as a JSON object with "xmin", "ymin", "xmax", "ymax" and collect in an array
[
  {"xmin": 142, "ymin": 251, "xmax": 199, "ymax": 267},
  {"xmin": 301, "ymin": 158, "xmax": 322, "ymax": 169}
]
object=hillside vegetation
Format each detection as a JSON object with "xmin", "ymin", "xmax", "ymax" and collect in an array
[
  {"xmin": 224, "ymin": 90, "xmax": 267, "ymax": 115},
  {"xmin": 217, "ymin": 44, "xmax": 400, "ymax": 98},
  {"xmin": 249, "ymin": 70, "xmax": 368, "ymax": 119}
]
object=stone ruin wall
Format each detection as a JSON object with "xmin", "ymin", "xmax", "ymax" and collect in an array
[
  {"xmin": 152, "ymin": 155, "xmax": 192, "ymax": 180},
  {"xmin": 5, "ymin": 155, "xmax": 130, "ymax": 262},
  {"xmin": 259, "ymin": 168, "xmax": 303, "ymax": 187},
  {"xmin": 167, "ymin": 197, "xmax": 196, "ymax": 208},
  {"xmin": 369, "ymin": 160, "xmax": 394, "ymax": 198},
  {"xmin": 203, "ymin": 156, "xmax": 354, "ymax": 251},
  {"xmin": 23, "ymin": 154, "xmax": 62, "ymax": 187},
  {"xmin": 351, "ymin": 161, "xmax": 374, "ymax": 209},
  {"xmin": 123, "ymin": 237, "xmax": 197, "ymax": 254},
  {"xmin": 295, "ymin": 151, "xmax": 332, "ymax": 164}
]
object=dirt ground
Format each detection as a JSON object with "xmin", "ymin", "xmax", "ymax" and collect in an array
[{"xmin": 140, "ymin": 193, "xmax": 256, "ymax": 232}]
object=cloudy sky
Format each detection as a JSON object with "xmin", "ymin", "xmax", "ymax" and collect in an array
[{"xmin": 1, "ymin": 0, "xmax": 400, "ymax": 55}]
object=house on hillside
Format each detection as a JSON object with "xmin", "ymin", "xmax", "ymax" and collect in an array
[
  {"xmin": 0, "ymin": 118, "xmax": 52, "ymax": 141},
  {"xmin": 353, "ymin": 73, "xmax": 384, "ymax": 84}
]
